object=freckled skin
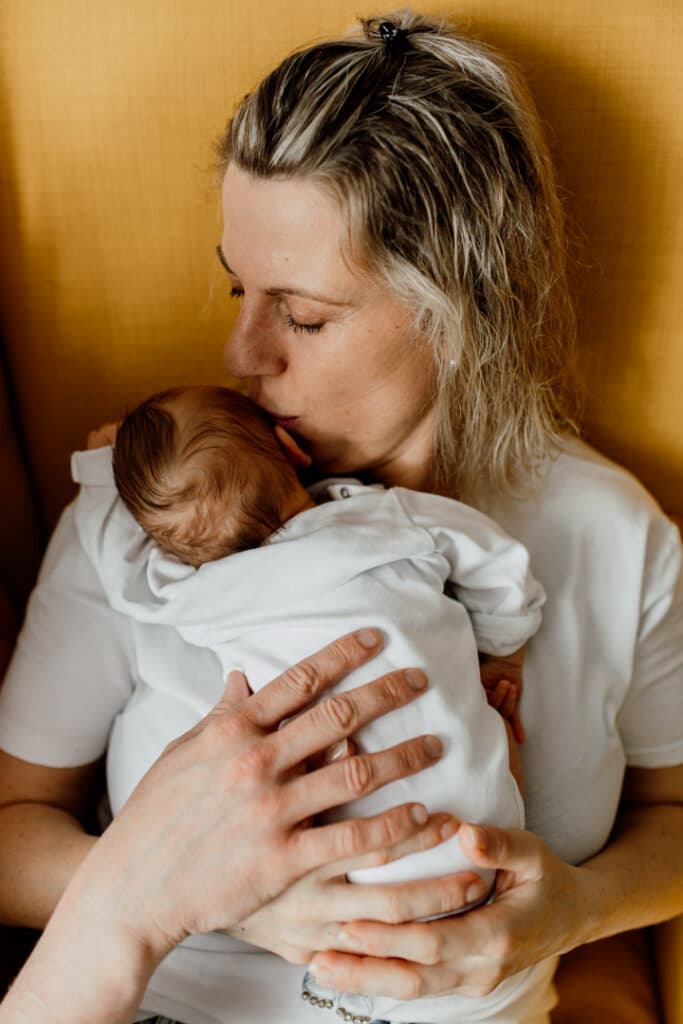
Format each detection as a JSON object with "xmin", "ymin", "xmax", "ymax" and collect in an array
[{"xmin": 221, "ymin": 165, "xmax": 439, "ymax": 492}]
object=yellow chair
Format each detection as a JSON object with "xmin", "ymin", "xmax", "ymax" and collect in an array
[{"xmin": 0, "ymin": 2, "xmax": 680, "ymax": 1017}]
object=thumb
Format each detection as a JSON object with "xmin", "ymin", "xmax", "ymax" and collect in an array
[
  {"xmin": 458, "ymin": 824, "xmax": 543, "ymax": 877},
  {"xmin": 222, "ymin": 669, "xmax": 253, "ymax": 707}
]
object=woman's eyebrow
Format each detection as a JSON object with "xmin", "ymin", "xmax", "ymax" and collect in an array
[{"xmin": 215, "ymin": 244, "xmax": 352, "ymax": 307}]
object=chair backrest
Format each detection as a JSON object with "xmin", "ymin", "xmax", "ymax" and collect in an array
[{"xmin": 1, "ymin": 0, "xmax": 681, "ymax": 600}]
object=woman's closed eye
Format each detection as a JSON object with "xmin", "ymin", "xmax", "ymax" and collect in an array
[
  {"xmin": 227, "ymin": 284, "xmax": 325, "ymax": 334},
  {"xmin": 284, "ymin": 314, "xmax": 325, "ymax": 334}
]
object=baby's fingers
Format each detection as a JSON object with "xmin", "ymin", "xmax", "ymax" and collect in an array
[
  {"xmin": 510, "ymin": 708, "xmax": 525, "ymax": 744},
  {"xmin": 486, "ymin": 679, "xmax": 511, "ymax": 711}
]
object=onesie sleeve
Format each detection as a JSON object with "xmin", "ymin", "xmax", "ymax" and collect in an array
[
  {"xmin": 0, "ymin": 502, "xmax": 136, "ymax": 767},
  {"xmin": 396, "ymin": 489, "xmax": 545, "ymax": 655},
  {"xmin": 618, "ymin": 515, "xmax": 683, "ymax": 768}
]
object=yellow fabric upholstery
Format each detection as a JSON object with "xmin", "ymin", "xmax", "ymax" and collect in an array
[
  {"xmin": 0, "ymin": 0, "xmax": 682, "ymax": 528},
  {"xmin": 552, "ymin": 930, "xmax": 662, "ymax": 1024},
  {"xmin": 0, "ymin": 1, "xmax": 680, "ymax": 1018}
]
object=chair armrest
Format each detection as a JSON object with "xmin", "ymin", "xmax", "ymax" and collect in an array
[{"xmin": 654, "ymin": 915, "xmax": 683, "ymax": 1024}]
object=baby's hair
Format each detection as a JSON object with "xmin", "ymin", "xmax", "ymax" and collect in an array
[{"xmin": 112, "ymin": 385, "xmax": 296, "ymax": 566}]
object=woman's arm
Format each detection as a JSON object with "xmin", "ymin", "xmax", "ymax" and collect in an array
[
  {"xmin": 0, "ymin": 757, "xmax": 100, "ymax": 928},
  {"xmin": 0, "ymin": 630, "xmax": 455, "ymax": 1024},
  {"xmin": 305, "ymin": 763, "xmax": 683, "ymax": 999}
]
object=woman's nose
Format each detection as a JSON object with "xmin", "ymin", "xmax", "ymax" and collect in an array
[{"xmin": 223, "ymin": 306, "xmax": 287, "ymax": 379}]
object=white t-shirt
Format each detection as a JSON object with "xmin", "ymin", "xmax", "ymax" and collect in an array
[{"xmin": 0, "ymin": 437, "xmax": 681, "ymax": 1024}]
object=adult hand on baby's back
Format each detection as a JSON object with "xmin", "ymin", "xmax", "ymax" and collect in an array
[
  {"xmin": 76, "ymin": 629, "xmax": 450, "ymax": 964},
  {"xmin": 308, "ymin": 823, "xmax": 584, "ymax": 999}
]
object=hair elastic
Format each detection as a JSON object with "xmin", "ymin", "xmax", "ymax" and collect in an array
[{"xmin": 378, "ymin": 20, "xmax": 409, "ymax": 51}]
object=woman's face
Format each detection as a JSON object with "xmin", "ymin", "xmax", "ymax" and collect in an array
[{"xmin": 220, "ymin": 164, "xmax": 437, "ymax": 489}]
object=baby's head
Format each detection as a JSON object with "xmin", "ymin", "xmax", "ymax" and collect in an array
[{"xmin": 112, "ymin": 385, "xmax": 310, "ymax": 566}]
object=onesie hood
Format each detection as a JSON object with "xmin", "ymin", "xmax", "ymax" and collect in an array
[{"xmin": 71, "ymin": 447, "xmax": 436, "ymax": 644}]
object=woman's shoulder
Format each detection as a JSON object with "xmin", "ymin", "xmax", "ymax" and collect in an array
[
  {"xmin": 544, "ymin": 435, "xmax": 664, "ymax": 517},
  {"xmin": 483, "ymin": 435, "xmax": 680, "ymax": 589},
  {"xmin": 495, "ymin": 435, "xmax": 673, "ymax": 535}
]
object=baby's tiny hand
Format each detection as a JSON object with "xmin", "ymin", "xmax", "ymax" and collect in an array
[
  {"xmin": 86, "ymin": 421, "xmax": 121, "ymax": 450},
  {"xmin": 479, "ymin": 646, "xmax": 526, "ymax": 744}
]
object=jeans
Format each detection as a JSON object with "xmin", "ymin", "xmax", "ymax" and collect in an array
[
  {"xmin": 140, "ymin": 1017, "xmax": 394, "ymax": 1023},
  {"xmin": 141, "ymin": 1019, "xmax": 394, "ymax": 1024}
]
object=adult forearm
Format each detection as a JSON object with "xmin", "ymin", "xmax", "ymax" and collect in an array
[
  {"xmin": 0, "ymin": 804, "xmax": 95, "ymax": 928},
  {"xmin": 0, "ymin": 863, "xmax": 158, "ymax": 1024},
  {"xmin": 576, "ymin": 802, "xmax": 683, "ymax": 945}
]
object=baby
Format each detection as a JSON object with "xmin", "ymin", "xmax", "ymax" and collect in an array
[{"xmin": 74, "ymin": 384, "xmax": 544, "ymax": 1024}]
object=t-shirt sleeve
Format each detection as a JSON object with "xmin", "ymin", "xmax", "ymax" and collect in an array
[
  {"xmin": 0, "ymin": 502, "xmax": 136, "ymax": 767},
  {"xmin": 618, "ymin": 514, "xmax": 683, "ymax": 768}
]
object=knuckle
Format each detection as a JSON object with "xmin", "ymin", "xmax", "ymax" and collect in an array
[
  {"xmin": 201, "ymin": 711, "xmax": 241, "ymax": 749},
  {"xmin": 235, "ymin": 738, "xmax": 275, "ymax": 782},
  {"xmin": 417, "ymin": 925, "xmax": 442, "ymax": 966},
  {"xmin": 493, "ymin": 927, "xmax": 514, "ymax": 962},
  {"xmin": 321, "ymin": 694, "xmax": 357, "ymax": 733},
  {"xmin": 284, "ymin": 660, "xmax": 323, "ymax": 702},
  {"xmin": 336, "ymin": 819, "xmax": 366, "ymax": 859},
  {"xmin": 475, "ymin": 970, "xmax": 503, "ymax": 997},
  {"xmin": 328, "ymin": 636, "xmax": 358, "ymax": 673},
  {"xmin": 343, "ymin": 754, "xmax": 372, "ymax": 796},
  {"xmin": 379, "ymin": 672, "xmax": 408, "ymax": 705},
  {"xmin": 380, "ymin": 890, "xmax": 405, "ymax": 924},
  {"xmin": 375, "ymin": 811, "xmax": 404, "ymax": 848},
  {"xmin": 402, "ymin": 970, "xmax": 427, "ymax": 1000},
  {"xmin": 398, "ymin": 740, "xmax": 426, "ymax": 773}
]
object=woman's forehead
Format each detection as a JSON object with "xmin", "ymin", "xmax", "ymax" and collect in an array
[{"xmin": 220, "ymin": 164, "xmax": 362, "ymax": 298}]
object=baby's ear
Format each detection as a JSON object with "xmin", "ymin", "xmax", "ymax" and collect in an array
[{"xmin": 274, "ymin": 425, "xmax": 312, "ymax": 467}]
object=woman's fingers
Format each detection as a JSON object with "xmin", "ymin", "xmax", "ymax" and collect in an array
[
  {"xmin": 243, "ymin": 629, "xmax": 384, "ymax": 729},
  {"xmin": 325, "ymin": 870, "xmax": 486, "ymax": 927},
  {"xmin": 223, "ymin": 670, "xmax": 252, "ymax": 705},
  {"xmin": 274, "ymin": 666, "xmax": 428, "ymax": 771},
  {"xmin": 309, "ymin": 952, "xmax": 444, "ymax": 1001},
  {"xmin": 292, "ymin": 804, "xmax": 440, "ymax": 875},
  {"xmin": 457, "ymin": 823, "xmax": 544, "ymax": 877},
  {"xmin": 317, "ymin": 813, "xmax": 459, "ymax": 880},
  {"xmin": 284, "ymin": 734, "xmax": 441, "ymax": 823}
]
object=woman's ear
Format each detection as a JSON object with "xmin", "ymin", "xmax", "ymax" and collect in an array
[{"xmin": 274, "ymin": 424, "xmax": 312, "ymax": 467}]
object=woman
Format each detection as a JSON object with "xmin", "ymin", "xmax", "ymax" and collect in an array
[{"xmin": 1, "ymin": 10, "xmax": 681, "ymax": 1024}]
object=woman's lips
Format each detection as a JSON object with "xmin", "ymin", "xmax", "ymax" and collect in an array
[{"xmin": 256, "ymin": 404, "xmax": 299, "ymax": 426}]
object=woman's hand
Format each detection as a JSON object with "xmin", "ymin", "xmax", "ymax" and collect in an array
[
  {"xmin": 1, "ymin": 629, "xmax": 453, "ymax": 1024},
  {"xmin": 308, "ymin": 823, "xmax": 586, "ymax": 999},
  {"xmin": 75, "ymin": 628, "xmax": 447, "ymax": 962},
  {"xmin": 228, "ymin": 822, "xmax": 488, "ymax": 964}
]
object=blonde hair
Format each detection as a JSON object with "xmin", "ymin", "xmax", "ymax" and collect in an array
[{"xmin": 216, "ymin": 8, "xmax": 578, "ymax": 497}]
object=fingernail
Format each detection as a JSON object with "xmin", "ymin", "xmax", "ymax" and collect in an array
[
  {"xmin": 465, "ymin": 880, "xmax": 488, "ymax": 904},
  {"xmin": 333, "ymin": 929, "xmax": 353, "ymax": 950},
  {"xmin": 411, "ymin": 803, "xmax": 428, "ymax": 824},
  {"xmin": 308, "ymin": 961, "xmax": 331, "ymax": 983},
  {"xmin": 357, "ymin": 628, "xmax": 380, "ymax": 649},
  {"xmin": 423, "ymin": 735, "xmax": 442, "ymax": 758},
  {"xmin": 404, "ymin": 668, "xmax": 427, "ymax": 690},
  {"xmin": 326, "ymin": 739, "xmax": 351, "ymax": 763},
  {"xmin": 440, "ymin": 819, "xmax": 459, "ymax": 840},
  {"xmin": 462, "ymin": 824, "xmax": 486, "ymax": 851}
]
